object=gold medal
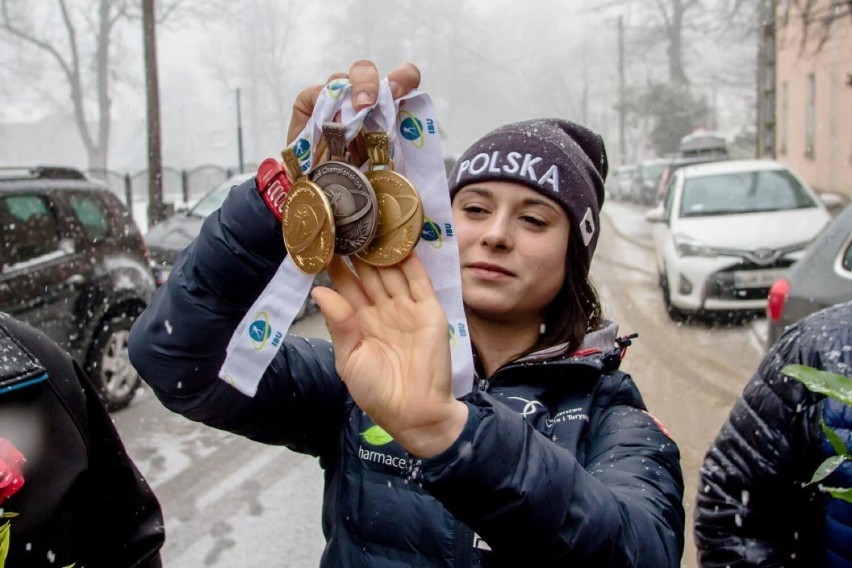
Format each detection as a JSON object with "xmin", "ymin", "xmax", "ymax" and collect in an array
[
  {"xmin": 281, "ymin": 147, "xmax": 335, "ymax": 274},
  {"xmin": 357, "ymin": 132, "xmax": 424, "ymax": 267}
]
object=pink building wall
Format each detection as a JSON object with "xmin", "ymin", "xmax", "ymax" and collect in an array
[{"xmin": 775, "ymin": 2, "xmax": 851, "ymax": 198}]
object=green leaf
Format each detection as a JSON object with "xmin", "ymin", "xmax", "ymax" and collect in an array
[
  {"xmin": 822, "ymin": 486, "xmax": 852, "ymax": 504},
  {"xmin": 0, "ymin": 520, "xmax": 10, "ymax": 567},
  {"xmin": 822, "ymin": 421, "xmax": 851, "ymax": 457},
  {"xmin": 806, "ymin": 455, "xmax": 848, "ymax": 486},
  {"xmin": 360, "ymin": 425, "xmax": 394, "ymax": 446},
  {"xmin": 782, "ymin": 364, "xmax": 852, "ymax": 405}
]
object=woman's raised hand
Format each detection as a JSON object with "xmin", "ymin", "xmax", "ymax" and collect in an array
[
  {"xmin": 312, "ymin": 254, "xmax": 468, "ymax": 459},
  {"xmin": 287, "ymin": 60, "xmax": 421, "ymax": 145}
]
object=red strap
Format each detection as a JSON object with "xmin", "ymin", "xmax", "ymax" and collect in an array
[{"xmin": 256, "ymin": 158, "xmax": 293, "ymax": 220}]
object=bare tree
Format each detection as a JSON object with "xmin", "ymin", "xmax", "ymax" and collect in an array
[
  {"xmin": 784, "ymin": 0, "xmax": 852, "ymax": 53},
  {"xmin": 651, "ymin": 0, "xmax": 702, "ymax": 86},
  {"xmin": 0, "ymin": 0, "xmax": 220, "ymax": 170},
  {"xmin": 0, "ymin": 0, "xmax": 133, "ymax": 169},
  {"xmin": 728, "ymin": 0, "xmax": 852, "ymax": 53},
  {"xmin": 200, "ymin": 0, "xmax": 311, "ymax": 162},
  {"xmin": 596, "ymin": 0, "xmax": 704, "ymax": 86}
]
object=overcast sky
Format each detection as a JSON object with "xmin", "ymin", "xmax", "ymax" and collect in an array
[{"xmin": 0, "ymin": 0, "xmax": 756, "ymax": 172}]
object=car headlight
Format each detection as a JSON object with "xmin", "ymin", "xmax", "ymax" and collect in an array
[{"xmin": 674, "ymin": 236, "xmax": 718, "ymax": 257}]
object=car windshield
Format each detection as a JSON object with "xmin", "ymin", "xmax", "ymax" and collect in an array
[
  {"xmin": 189, "ymin": 178, "xmax": 242, "ymax": 218},
  {"xmin": 643, "ymin": 163, "xmax": 666, "ymax": 182},
  {"xmin": 617, "ymin": 167, "xmax": 636, "ymax": 180},
  {"xmin": 679, "ymin": 169, "xmax": 817, "ymax": 218}
]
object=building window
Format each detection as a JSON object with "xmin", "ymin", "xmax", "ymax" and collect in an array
[
  {"xmin": 779, "ymin": 82, "xmax": 788, "ymax": 156},
  {"xmin": 805, "ymin": 73, "xmax": 815, "ymax": 160}
]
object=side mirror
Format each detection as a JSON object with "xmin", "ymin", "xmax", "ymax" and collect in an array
[
  {"xmin": 819, "ymin": 192, "xmax": 845, "ymax": 211},
  {"xmin": 644, "ymin": 207, "xmax": 666, "ymax": 224},
  {"xmin": 58, "ymin": 237, "xmax": 76, "ymax": 254}
]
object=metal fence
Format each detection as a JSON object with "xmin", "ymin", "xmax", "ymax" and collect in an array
[{"xmin": 85, "ymin": 164, "xmax": 257, "ymax": 226}]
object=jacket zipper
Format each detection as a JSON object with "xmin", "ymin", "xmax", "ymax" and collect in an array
[{"xmin": 454, "ymin": 520, "xmax": 473, "ymax": 567}]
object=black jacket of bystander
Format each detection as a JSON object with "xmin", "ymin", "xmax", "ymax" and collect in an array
[{"xmin": 0, "ymin": 313, "xmax": 164, "ymax": 568}]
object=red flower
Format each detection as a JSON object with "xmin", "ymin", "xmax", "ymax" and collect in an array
[{"xmin": 0, "ymin": 438, "xmax": 25, "ymax": 502}]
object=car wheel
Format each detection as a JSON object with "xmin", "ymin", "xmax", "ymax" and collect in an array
[
  {"xmin": 661, "ymin": 271, "xmax": 687, "ymax": 322},
  {"xmin": 86, "ymin": 314, "xmax": 140, "ymax": 411}
]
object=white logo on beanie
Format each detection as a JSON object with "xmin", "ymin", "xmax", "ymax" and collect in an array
[
  {"xmin": 456, "ymin": 151, "xmax": 560, "ymax": 192},
  {"xmin": 580, "ymin": 207, "xmax": 595, "ymax": 246}
]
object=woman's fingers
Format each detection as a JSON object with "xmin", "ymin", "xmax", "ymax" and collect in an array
[
  {"xmin": 288, "ymin": 84, "xmax": 323, "ymax": 144},
  {"xmin": 376, "ymin": 262, "xmax": 411, "ymax": 300},
  {"xmin": 325, "ymin": 72, "xmax": 349, "ymax": 83},
  {"xmin": 287, "ymin": 61, "xmax": 420, "ymax": 151},
  {"xmin": 348, "ymin": 60, "xmax": 381, "ymax": 110},
  {"xmin": 311, "ymin": 286, "xmax": 352, "ymax": 327},
  {"xmin": 311, "ymin": 286, "xmax": 361, "ymax": 363},
  {"xmin": 399, "ymin": 253, "xmax": 436, "ymax": 303},
  {"xmin": 386, "ymin": 62, "xmax": 421, "ymax": 99},
  {"xmin": 329, "ymin": 254, "xmax": 433, "ymax": 306},
  {"xmin": 326, "ymin": 256, "xmax": 368, "ymax": 311},
  {"xmin": 351, "ymin": 258, "xmax": 389, "ymax": 303}
]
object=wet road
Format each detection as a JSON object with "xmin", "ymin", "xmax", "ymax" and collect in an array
[
  {"xmin": 594, "ymin": 200, "xmax": 765, "ymax": 566},
  {"xmin": 113, "ymin": 199, "xmax": 765, "ymax": 567},
  {"xmin": 112, "ymin": 315, "xmax": 330, "ymax": 567}
]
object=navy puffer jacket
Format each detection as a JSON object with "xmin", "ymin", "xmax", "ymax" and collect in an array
[
  {"xmin": 129, "ymin": 178, "xmax": 685, "ymax": 566},
  {"xmin": 695, "ymin": 300, "xmax": 852, "ymax": 567}
]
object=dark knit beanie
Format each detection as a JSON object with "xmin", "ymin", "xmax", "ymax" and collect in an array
[{"xmin": 448, "ymin": 118, "xmax": 608, "ymax": 265}]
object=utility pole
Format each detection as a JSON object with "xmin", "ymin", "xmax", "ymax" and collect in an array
[
  {"xmin": 756, "ymin": 0, "xmax": 777, "ymax": 158},
  {"xmin": 711, "ymin": 80, "xmax": 718, "ymax": 131},
  {"xmin": 236, "ymin": 88, "xmax": 245, "ymax": 174},
  {"xmin": 143, "ymin": 0, "xmax": 166, "ymax": 226},
  {"xmin": 617, "ymin": 15, "xmax": 627, "ymax": 165},
  {"xmin": 581, "ymin": 66, "xmax": 588, "ymax": 126}
]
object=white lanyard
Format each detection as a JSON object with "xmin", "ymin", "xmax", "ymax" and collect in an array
[{"xmin": 220, "ymin": 80, "xmax": 472, "ymax": 399}]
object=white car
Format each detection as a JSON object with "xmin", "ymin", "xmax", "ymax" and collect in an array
[{"xmin": 645, "ymin": 159, "xmax": 834, "ymax": 320}]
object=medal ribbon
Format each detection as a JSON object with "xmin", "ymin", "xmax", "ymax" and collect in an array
[
  {"xmin": 218, "ymin": 82, "xmax": 346, "ymax": 397},
  {"xmin": 342, "ymin": 82, "xmax": 474, "ymax": 398},
  {"xmin": 220, "ymin": 79, "xmax": 473, "ymax": 399}
]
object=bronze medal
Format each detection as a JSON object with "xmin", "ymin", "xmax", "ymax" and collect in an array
[
  {"xmin": 308, "ymin": 123, "xmax": 379, "ymax": 256},
  {"xmin": 357, "ymin": 132, "xmax": 424, "ymax": 267},
  {"xmin": 281, "ymin": 147, "xmax": 335, "ymax": 274}
]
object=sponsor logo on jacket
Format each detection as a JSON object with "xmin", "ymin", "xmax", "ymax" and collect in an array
[
  {"xmin": 507, "ymin": 396, "xmax": 544, "ymax": 418},
  {"xmin": 545, "ymin": 407, "xmax": 590, "ymax": 427},
  {"xmin": 358, "ymin": 424, "xmax": 407, "ymax": 471}
]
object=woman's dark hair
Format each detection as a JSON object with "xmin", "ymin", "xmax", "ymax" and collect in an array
[{"xmin": 522, "ymin": 234, "xmax": 603, "ymax": 357}]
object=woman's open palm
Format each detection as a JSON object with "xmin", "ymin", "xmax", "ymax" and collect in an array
[{"xmin": 312, "ymin": 254, "xmax": 466, "ymax": 457}]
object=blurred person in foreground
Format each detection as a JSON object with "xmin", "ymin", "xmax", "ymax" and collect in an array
[
  {"xmin": 0, "ymin": 312, "xmax": 164, "ymax": 567},
  {"xmin": 128, "ymin": 60, "xmax": 684, "ymax": 566},
  {"xmin": 695, "ymin": 299, "xmax": 852, "ymax": 566}
]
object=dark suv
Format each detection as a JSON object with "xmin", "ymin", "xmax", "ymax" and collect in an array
[{"xmin": 0, "ymin": 166, "xmax": 156, "ymax": 410}]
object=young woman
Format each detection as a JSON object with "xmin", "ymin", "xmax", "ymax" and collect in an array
[{"xmin": 129, "ymin": 61, "xmax": 684, "ymax": 566}]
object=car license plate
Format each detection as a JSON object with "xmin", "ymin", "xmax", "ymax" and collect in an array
[{"xmin": 733, "ymin": 268, "xmax": 786, "ymax": 288}]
